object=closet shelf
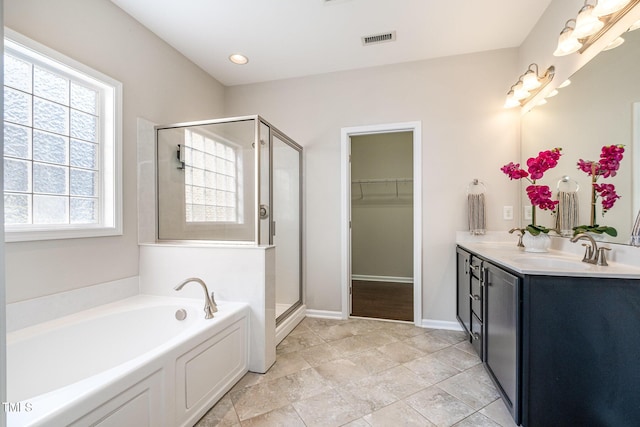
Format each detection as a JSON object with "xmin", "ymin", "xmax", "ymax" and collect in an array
[
  {"xmin": 351, "ymin": 178, "xmax": 413, "ymax": 200},
  {"xmin": 352, "ymin": 178, "xmax": 413, "ymax": 184}
]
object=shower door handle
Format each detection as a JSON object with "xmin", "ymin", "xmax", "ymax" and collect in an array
[
  {"xmin": 259, "ymin": 204, "xmax": 269, "ymax": 219},
  {"xmin": 176, "ymin": 144, "xmax": 185, "ymax": 169}
]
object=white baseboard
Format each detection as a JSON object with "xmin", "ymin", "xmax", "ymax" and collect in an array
[
  {"xmin": 351, "ymin": 275, "xmax": 413, "ymax": 284},
  {"xmin": 420, "ymin": 319, "xmax": 464, "ymax": 331},
  {"xmin": 276, "ymin": 304, "xmax": 306, "ymax": 344},
  {"xmin": 305, "ymin": 309, "xmax": 345, "ymax": 320}
]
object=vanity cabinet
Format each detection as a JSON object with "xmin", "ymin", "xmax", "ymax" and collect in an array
[{"xmin": 455, "ymin": 245, "xmax": 640, "ymax": 426}]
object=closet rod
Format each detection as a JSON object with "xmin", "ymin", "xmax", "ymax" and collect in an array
[{"xmin": 351, "ymin": 178, "xmax": 413, "ymax": 184}]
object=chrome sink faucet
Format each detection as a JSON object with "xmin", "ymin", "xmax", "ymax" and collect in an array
[
  {"xmin": 509, "ymin": 228, "xmax": 525, "ymax": 248},
  {"xmin": 174, "ymin": 277, "xmax": 218, "ymax": 319},
  {"xmin": 570, "ymin": 233, "xmax": 610, "ymax": 266}
]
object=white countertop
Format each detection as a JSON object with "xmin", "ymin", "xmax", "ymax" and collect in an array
[{"xmin": 457, "ymin": 240, "xmax": 640, "ymax": 279}]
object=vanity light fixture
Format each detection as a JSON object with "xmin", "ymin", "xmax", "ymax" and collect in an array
[
  {"xmin": 521, "ymin": 67, "xmax": 542, "ymax": 90},
  {"xmin": 554, "ymin": 0, "xmax": 640, "ymax": 56},
  {"xmin": 553, "ymin": 20, "xmax": 583, "ymax": 56},
  {"xmin": 574, "ymin": 2, "xmax": 605, "ymax": 38},
  {"xmin": 593, "ymin": 0, "xmax": 632, "ymax": 16},
  {"xmin": 504, "ymin": 90, "xmax": 521, "ymax": 108},
  {"xmin": 229, "ymin": 53, "xmax": 249, "ymax": 65},
  {"xmin": 503, "ymin": 64, "xmax": 555, "ymax": 109},
  {"xmin": 513, "ymin": 81, "xmax": 530, "ymax": 100}
]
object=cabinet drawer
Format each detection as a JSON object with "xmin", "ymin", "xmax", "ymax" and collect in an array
[
  {"xmin": 471, "ymin": 274, "xmax": 483, "ymax": 320},
  {"xmin": 470, "ymin": 313, "xmax": 483, "ymax": 359}
]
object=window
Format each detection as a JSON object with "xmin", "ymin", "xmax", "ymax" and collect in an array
[
  {"xmin": 3, "ymin": 30, "xmax": 122, "ymax": 241},
  {"xmin": 183, "ymin": 129, "xmax": 239, "ymax": 223}
]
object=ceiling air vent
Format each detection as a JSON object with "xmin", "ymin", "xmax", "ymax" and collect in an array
[{"xmin": 361, "ymin": 31, "xmax": 396, "ymax": 46}]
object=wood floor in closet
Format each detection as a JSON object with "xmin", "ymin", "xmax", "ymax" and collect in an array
[{"xmin": 351, "ymin": 280, "xmax": 413, "ymax": 322}]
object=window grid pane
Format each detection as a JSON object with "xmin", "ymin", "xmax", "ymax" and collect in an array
[
  {"xmin": 184, "ymin": 130, "xmax": 238, "ymax": 223},
  {"xmin": 3, "ymin": 47, "xmax": 103, "ymax": 227}
]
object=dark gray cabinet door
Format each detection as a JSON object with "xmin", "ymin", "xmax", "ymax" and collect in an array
[
  {"xmin": 522, "ymin": 275, "xmax": 640, "ymax": 426},
  {"xmin": 485, "ymin": 262, "xmax": 519, "ymax": 421}
]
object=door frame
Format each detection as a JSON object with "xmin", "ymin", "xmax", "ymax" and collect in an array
[{"xmin": 340, "ymin": 121, "xmax": 422, "ymax": 325}]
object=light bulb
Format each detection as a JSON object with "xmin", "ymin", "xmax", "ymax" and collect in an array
[
  {"xmin": 513, "ymin": 82, "xmax": 530, "ymax": 101},
  {"xmin": 573, "ymin": 5, "xmax": 604, "ymax": 38},
  {"xmin": 592, "ymin": 0, "xmax": 631, "ymax": 17},
  {"xmin": 504, "ymin": 90, "xmax": 520, "ymax": 108},
  {"xmin": 229, "ymin": 54, "xmax": 249, "ymax": 65},
  {"xmin": 522, "ymin": 70, "xmax": 541, "ymax": 91},
  {"xmin": 554, "ymin": 26, "xmax": 583, "ymax": 56}
]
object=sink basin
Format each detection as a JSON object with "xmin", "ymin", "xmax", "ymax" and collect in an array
[{"xmin": 509, "ymin": 256, "xmax": 591, "ymax": 271}]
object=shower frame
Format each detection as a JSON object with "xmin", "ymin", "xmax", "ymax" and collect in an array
[{"xmin": 154, "ymin": 115, "xmax": 303, "ymax": 325}]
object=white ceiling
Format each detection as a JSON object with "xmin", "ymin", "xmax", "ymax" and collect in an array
[{"xmin": 109, "ymin": 0, "xmax": 552, "ymax": 86}]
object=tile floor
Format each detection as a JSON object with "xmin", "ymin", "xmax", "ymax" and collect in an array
[{"xmin": 195, "ymin": 317, "xmax": 518, "ymax": 427}]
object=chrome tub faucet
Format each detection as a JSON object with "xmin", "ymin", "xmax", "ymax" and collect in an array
[{"xmin": 174, "ymin": 277, "xmax": 218, "ymax": 319}]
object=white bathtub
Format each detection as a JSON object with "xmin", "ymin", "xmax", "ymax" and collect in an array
[{"xmin": 7, "ymin": 295, "xmax": 250, "ymax": 427}]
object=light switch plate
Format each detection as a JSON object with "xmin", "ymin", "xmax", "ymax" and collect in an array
[
  {"xmin": 503, "ymin": 206, "xmax": 513, "ymax": 220},
  {"xmin": 524, "ymin": 205, "xmax": 532, "ymax": 220}
]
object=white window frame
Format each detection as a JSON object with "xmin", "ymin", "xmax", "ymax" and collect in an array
[{"xmin": 3, "ymin": 28, "xmax": 123, "ymax": 242}]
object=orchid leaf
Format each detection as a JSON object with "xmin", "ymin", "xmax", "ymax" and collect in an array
[
  {"xmin": 526, "ymin": 224, "xmax": 551, "ymax": 235},
  {"xmin": 572, "ymin": 225, "xmax": 618, "ymax": 237}
]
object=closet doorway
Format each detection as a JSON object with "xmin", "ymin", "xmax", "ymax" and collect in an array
[{"xmin": 341, "ymin": 122, "xmax": 422, "ymax": 324}]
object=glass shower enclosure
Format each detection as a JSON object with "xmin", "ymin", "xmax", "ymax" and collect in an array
[{"xmin": 155, "ymin": 115, "xmax": 302, "ymax": 324}]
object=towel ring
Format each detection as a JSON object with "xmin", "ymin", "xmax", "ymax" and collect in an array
[
  {"xmin": 557, "ymin": 175, "xmax": 579, "ymax": 193},
  {"xmin": 467, "ymin": 179, "xmax": 486, "ymax": 195}
]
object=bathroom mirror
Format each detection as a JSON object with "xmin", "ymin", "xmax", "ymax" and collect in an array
[{"xmin": 521, "ymin": 27, "xmax": 640, "ymax": 245}]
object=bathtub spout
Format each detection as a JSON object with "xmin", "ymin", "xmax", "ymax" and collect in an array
[{"xmin": 174, "ymin": 277, "xmax": 218, "ymax": 319}]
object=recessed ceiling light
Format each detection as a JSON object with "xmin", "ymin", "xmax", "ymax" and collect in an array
[{"xmin": 229, "ymin": 54, "xmax": 249, "ymax": 65}]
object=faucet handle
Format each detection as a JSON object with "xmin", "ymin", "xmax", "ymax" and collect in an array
[
  {"xmin": 210, "ymin": 291, "xmax": 218, "ymax": 313},
  {"xmin": 596, "ymin": 247, "xmax": 611, "ymax": 266},
  {"xmin": 581, "ymin": 243, "xmax": 593, "ymax": 262}
]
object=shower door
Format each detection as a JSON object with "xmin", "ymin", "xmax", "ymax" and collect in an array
[{"xmin": 271, "ymin": 131, "xmax": 302, "ymax": 324}]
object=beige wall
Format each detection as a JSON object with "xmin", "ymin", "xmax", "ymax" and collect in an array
[
  {"xmin": 4, "ymin": 0, "xmax": 225, "ymax": 302},
  {"xmin": 224, "ymin": 49, "xmax": 521, "ymax": 322},
  {"xmin": 351, "ymin": 132, "xmax": 413, "ymax": 278}
]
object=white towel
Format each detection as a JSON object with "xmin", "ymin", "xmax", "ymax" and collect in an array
[
  {"xmin": 555, "ymin": 191, "xmax": 579, "ymax": 236},
  {"xmin": 468, "ymin": 193, "xmax": 486, "ymax": 235},
  {"xmin": 631, "ymin": 209, "xmax": 640, "ymax": 246}
]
